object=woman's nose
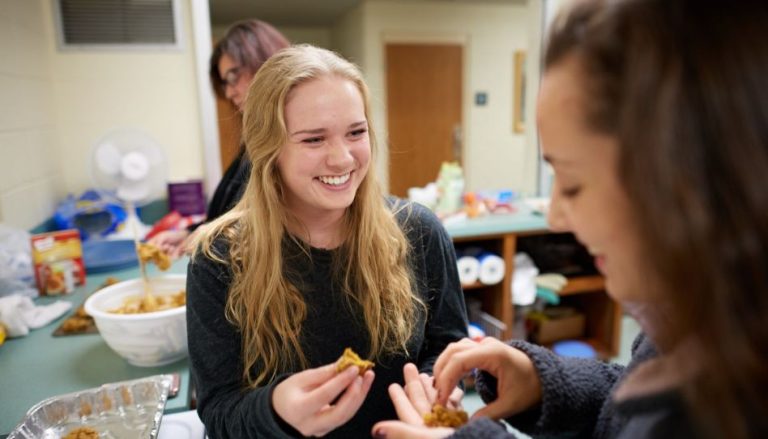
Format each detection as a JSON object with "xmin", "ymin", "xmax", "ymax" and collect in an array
[
  {"xmin": 326, "ymin": 139, "xmax": 354, "ymax": 168},
  {"xmin": 547, "ymin": 183, "xmax": 571, "ymax": 233},
  {"xmin": 224, "ymin": 85, "xmax": 236, "ymax": 102}
]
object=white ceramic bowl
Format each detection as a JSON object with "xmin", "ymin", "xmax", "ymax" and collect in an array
[{"xmin": 84, "ymin": 274, "xmax": 188, "ymax": 367}]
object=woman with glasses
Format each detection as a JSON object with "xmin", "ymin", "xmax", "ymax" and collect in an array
[{"xmin": 150, "ymin": 20, "xmax": 289, "ymax": 258}]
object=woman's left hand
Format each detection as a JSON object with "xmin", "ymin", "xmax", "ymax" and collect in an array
[{"xmin": 371, "ymin": 363, "xmax": 462, "ymax": 439}]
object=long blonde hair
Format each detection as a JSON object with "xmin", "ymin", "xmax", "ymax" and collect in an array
[{"xmin": 193, "ymin": 45, "xmax": 422, "ymax": 387}]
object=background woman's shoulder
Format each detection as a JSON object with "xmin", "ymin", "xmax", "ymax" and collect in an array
[{"xmin": 386, "ymin": 196, "xmax": 441, "ymax": 227}]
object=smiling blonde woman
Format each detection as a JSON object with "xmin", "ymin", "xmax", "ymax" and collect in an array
[{"xmin": 186, "ymin": 45, "xmax": 468, "ymax": 438}]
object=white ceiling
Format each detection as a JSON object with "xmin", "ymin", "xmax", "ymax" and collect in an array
[{"xmin": 208, "ymin": 0, "xmax": 525, "ymax": 27}]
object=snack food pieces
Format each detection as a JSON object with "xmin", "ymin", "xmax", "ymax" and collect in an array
[
  {"xmin": 57, "ymin": 277, "xmax": 121, "ymax": 335},
  {"xmin": 335, "ymin": 348, "xmax": 375, "ymax": 375},
  {"xmin": 63, "ymin": 426, "xmax": 98, "ymax": 439},
  {"xmin": 108, "ymin": 290, "xmax": 186, "ymax": 314},
  {"xmin": 423, "ymin": 404, "xmax": 469, "ymax": 428},
  {"xmin": 136, "ymin": 243, "xmax": 171, "ymax": 271}
]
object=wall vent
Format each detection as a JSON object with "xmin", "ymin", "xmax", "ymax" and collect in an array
[{"xmin": 53, "ymin": 0, "xmax": 181, "ymax": 49}]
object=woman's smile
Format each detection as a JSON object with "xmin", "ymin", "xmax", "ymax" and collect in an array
[{"xmin": 317, "ymin": 172, "xmax": 352, "ymax": 188}]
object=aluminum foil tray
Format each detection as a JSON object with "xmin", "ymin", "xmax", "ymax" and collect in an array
[{"xmin": 8, "ymin": 374, "xmax": 173, "ymax": 439}]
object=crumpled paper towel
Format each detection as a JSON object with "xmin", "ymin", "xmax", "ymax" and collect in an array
[{"xmin": 0, "ymin": 294, "xmax": 72, "ymax": 337}]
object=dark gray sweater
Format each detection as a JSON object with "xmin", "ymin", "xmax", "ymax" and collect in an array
[
  {"xmin": 453, "ymin": 334, "xmax": 702, "ymax": 438},
  {"xmin": 186, "ymin": 201, "xmax": 468, "ymax": 438}
]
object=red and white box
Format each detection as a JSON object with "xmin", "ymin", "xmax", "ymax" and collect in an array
[{"xmin": 31, "ymin": 229, "xmax": 86, "ymax": 295}]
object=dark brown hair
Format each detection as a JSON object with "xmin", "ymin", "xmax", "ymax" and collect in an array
[
  {"xmin": 546, "ymin": 0, "xmax": 768, "ymax": 437},
  {"xmin": 209, "ymin": 19, "xmax": 290, "ymax": 99}
]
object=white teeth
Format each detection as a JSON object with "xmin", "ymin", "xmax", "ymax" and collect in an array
[{"xmin": 318, "ymin": 173, "xmax": 350, "ymax": 186}]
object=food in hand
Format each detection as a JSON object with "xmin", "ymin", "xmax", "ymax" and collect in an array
[
  {"xmin": 423, "ymin": 404, "xmax": 468, "ymax": 428},
  {"xmin": 63, "ymin": 426, "xmax": 98, "ymax": 439},
  {"xmin": 335, "ymin": 347, "xmax": 374, "ymax": 375},
  {"xmin": 137, "ymin": 243, "xmax": 171, "ymax": 270}
]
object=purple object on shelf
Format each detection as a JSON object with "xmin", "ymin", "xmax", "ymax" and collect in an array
[{"xmin": 167, "ymin": 181, "xmax": 206, "ymax": 216}]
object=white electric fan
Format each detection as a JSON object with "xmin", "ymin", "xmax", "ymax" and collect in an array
[{"xmin": 89, "ymin": 128, "xmax": 168, "ymax": 240}]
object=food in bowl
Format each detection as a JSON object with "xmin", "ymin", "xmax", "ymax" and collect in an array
[
  {"xmin": 84, "ymin": 275, "xmax": 187, "ymax": 367},
  {"xmin": 108, "ymin": 290, "xmax": 185, "ymax": 314}
]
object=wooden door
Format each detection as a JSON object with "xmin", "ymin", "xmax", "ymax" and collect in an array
[
  {"xmin": 386, "ymin": 43, "xmax": 463, "ymax": 197},
  {"xmin": 216, "ymin": 94, "xmax": 242, "ymax": 173}
]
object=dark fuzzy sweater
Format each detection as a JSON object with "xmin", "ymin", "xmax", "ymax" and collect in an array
[
  {"xmin": 188, "ymin": 149, "xmax": 250, "ymax": 232},
  {"xmin": 186, "ymin": 201, "xmax": 468, "ymax": 438},
  {"xmin": 452, "ymin": 334, "xmax": 702, "ymax": 438}
]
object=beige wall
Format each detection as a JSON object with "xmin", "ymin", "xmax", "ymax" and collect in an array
[
  {"xmin": 342, "ymin": 0, "xmax": 538, "ymax": 195},
  {"xmin": 212, "ymin": 24, "xmax": 332, "ymax": 48},
  {"xmin": 45, "ymin": 0, "xmax": 205, "ymax": 197},
  {"xmin": 330, "ymin": 5, "xmax": 366, "ymax": 66},
  {"xmin": 0, "ymin": 0, "xmax": 61, "ymax": 228},
  {"xmin": 280, "ymin": 26, "xmax": 332, "ymax": 48},
  {"xmin": 0, "ymin": 0, "xmax": 205, "ymax": 230}
]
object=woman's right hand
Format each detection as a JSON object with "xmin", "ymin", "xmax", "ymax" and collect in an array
[
  {"xmin": 433, "ymin": 337, "xmax": 542, "ymax": 421},
  {"xmin": 147, "ymin": 229, "xmax": 191, "ymax": 259},
  {"xmin": 272, "ymin": 364, "xmax": 375, "ymax": 437}
]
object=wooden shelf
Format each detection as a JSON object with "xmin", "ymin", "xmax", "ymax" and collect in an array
[
  {"xmin": 449, "ymin": 225, "xmax": 619, "ymax": 355},
  {"xmin": 581, "ymin": 337, "xmax": 612, "ymax": 360},
  {"xmin": 559, "ymin": 275, "xmax": 605, "ymax": 296},
  {"xmin": 461, "ymin": 281, "xmax": 485, "ymax": 290}
]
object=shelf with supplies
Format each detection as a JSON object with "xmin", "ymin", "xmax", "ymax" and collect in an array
[{"xmin": 444, "ymin": 207, "xmax": 622, "ymax": 358}]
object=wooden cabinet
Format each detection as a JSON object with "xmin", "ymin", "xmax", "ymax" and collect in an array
[{"xmin": 444, "ymin": 212, "xmax": 622, "ymax": 358}]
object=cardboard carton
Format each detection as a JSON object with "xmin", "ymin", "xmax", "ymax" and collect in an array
[
  {"xmin": 529, "ymin": 307, "xmax": 585, "ymax": 345},
  {"xmin": 31, "ymin": 229, "xmax": 85, "ymax": 295}
]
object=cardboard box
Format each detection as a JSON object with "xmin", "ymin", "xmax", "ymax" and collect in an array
[
  {"xmin": 31, "ymin": 229, "xmax": 86, "ymax": 295},
  {"xmin": 529, "ymin": 307, "xmax": 585, "ymax": 345}
]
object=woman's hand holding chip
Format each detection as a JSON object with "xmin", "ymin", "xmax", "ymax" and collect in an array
[{"xmin": 272, "ymin": 363, "xmax": 374, "ymax": 437}]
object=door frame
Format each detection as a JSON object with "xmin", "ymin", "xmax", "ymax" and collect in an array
[
  {"xmin": 190, "ymin": 0, "xmax": 221, "ymax": 201},
  {"xmin": 380, "ymin": 32, "xmax": 469, "ymax": 192}
]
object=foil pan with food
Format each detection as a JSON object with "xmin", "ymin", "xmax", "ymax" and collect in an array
[{"xmin": 8, "ymin": 374, "xmax": 174, "ymax": 439}]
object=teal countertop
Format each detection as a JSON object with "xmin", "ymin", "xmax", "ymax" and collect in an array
[
  {"xmin": 0, "ymin": 257, "xmax": 191, "ymax": 435},
  {"xmin": 442, "ymin": 204, "xmax": 549, "ymax": 239},
  {"xmin": 2, "ymin": 205, "xmax": 549, "ymax": 434}
]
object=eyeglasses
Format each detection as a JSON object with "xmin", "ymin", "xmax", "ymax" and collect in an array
[{"xmin": 221, "ymin": 66, "xmax": 243, "ymax": 89}]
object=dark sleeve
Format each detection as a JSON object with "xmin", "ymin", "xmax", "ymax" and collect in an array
[
  {"xmin": 405, "ymin": 201, "xmax": 469, "ymax": 374},
  {"xmin": 186, "ymin": 245, "xmax": 297, "ymax": 438},
  {"xmin": 205, "ymin": 150, "xmax": 250, "ymax": 222},
  {"xmin": 474, "ymin": 339, "xmax": 628, "ymax": 437},
  {"xmin": 450, "ymin": 417, "xmax": 517, "ymax": 438}
]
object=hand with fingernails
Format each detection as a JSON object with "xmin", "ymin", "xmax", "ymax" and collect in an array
[
  {"xmin": 372, "ymin": 338, "xmax": 542, "ymax": 438},
  {"xmin": 371, "ymin": 363, "xmax": 463, "ymax": 438},
  {"xmin": 272, "ymin": 363, "xmax": 374, "ymax": 437}
]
